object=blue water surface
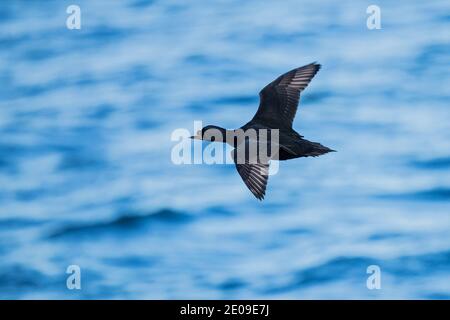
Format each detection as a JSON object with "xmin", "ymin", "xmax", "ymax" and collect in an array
[{"xmin": 0, "ymin": 0, "xmax": 449, "ymax": 299}]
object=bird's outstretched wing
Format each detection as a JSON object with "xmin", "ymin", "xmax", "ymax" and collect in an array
[
  {"xmin": 252, "ymin": 62, "xmax": 321, "ymax": 128},
  {"xmin": 231, "ymin": 140, "xmax": 270, "ymax": 200}
]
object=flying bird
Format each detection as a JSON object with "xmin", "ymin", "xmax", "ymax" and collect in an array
[{"xmin": 191, "ymin": 62, "xmax": 335, "ymax": 200}]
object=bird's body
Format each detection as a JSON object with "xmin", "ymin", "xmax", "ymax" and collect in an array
[
  {"xmin": 191, "ymin": 62, "xmax": 335, "ymax": 200},
  {"xmin": 239, "ymin": 122, "xmax": 332, "ymax": 160}
]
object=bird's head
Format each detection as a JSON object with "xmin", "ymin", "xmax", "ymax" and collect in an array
[{"xmin": 190, "ymin": 125, "xmax": 226, "ymax": 142}]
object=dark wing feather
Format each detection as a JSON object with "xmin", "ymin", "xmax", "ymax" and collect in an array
[
  {"xmin": 252, "ymin": 62, "xmax": 321, "ymax": 128},
  {"xmin": 231, "ymin": 146, "xmax": 269, "ymax": 201}
]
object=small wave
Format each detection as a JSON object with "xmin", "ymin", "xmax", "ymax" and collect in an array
[
  {"xmin": 217, "ymin": 278, "xmax": 247, "ymax": 291},
  {"xmin": 263, "ymin": 256, "xmax": 377, "ymax": 294},
  {"xmin": 389, "ymin": 249, "xmax": 450, "ymax": 276},
  {"xmin": 0, "ymin": 264, "xmax": 50, "ymax": 299},
  {"xmin": 411, "ymin": 157, "xmax": 450, "ymax": 170},
  {"xmin": 210, "ymin": 95, "xmax": 258, "ymax": 106},
  {"xmin": 426, "ymin": 292, "xmax": 450, "ymax": 299},
  {"xmin": 57, "ymin": 154, "xmax": 105, "ymax": 171},
  {"xmin": 47, "ymin": 209, "xmax": 191, "ymax": 239},
  {"xmin": 377, "ymin": 188, "xmax": 450, "ymax": 201},
  {"xmin": 295, "ymin": 257, "xmax": 377, "ymax": 287},
  {"xmin": 302, "ymin": 90, "xmax": 333, "ymax": 104},
  {"xmin": 262, "ymin": 250, "xmax": 450, "ymax": 295},
  {"xmin": 102, "ymin": 255, "xmax": 157, "ymax": 268},
  {"xmin": 368, "ymin": 232, "xmax": 406, "ymax": 241},
  {"xmin": 282, "ymin": 227, "xmax": 312, "ymax": 235},
  {"xmin": 0, "ymin": 218, "xmax": 46, "ymax": 229},
  {"xmin": 129, "ymin": 0, "xmax": 156, "ymax": 9}
]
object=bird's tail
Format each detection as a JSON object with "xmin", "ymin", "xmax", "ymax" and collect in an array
[{"xmin": 303, "ymin": 140, "xmax": 336, "ymax": 157}]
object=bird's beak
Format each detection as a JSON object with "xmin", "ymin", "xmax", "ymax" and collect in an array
[{"xmin": 190, "ymin": 130, "xmax": 202, "ymax": 140}]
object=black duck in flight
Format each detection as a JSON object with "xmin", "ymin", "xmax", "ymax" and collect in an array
[{"xmin": 191, "ymin": 62, "xmax": 335, "ymax": 200}]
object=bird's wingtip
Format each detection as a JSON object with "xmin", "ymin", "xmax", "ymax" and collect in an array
[{"xmin": 312, "ymin": 61, "xmax": 321, "ymax": 70}]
